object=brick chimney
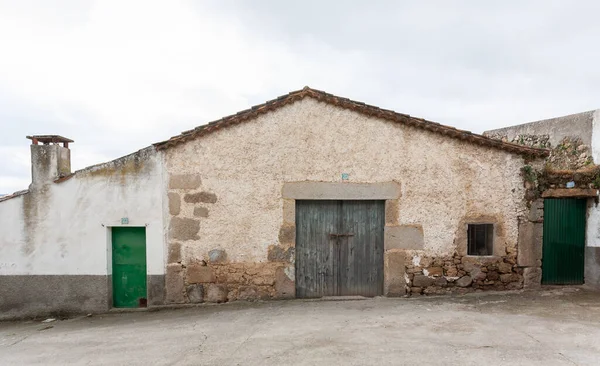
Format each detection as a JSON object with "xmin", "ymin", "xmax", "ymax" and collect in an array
[{"xmin": 26, "ymin": 135, "xmax": 73, "ymax": 187}]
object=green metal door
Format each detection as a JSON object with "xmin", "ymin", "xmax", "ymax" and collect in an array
[
  {"xmin": 112, "ymin": 227, "xmax": 147, "ymax": 308},
  {"xmin": 542, "ymin": 198, "xmax": 586, "ymax": 285},
  {"xmin": 295, "ymin": 200, "xmax": 385, "ymax": 298}
]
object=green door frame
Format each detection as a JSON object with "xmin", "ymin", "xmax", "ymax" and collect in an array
[{"xmin": 111, "ymin": 227, "xmax": 148, "ymax": 308}]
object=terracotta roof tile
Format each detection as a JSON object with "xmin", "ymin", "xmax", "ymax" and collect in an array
[
  {"xmin": 0, "ymin": 190, "xmax": 29, "ymax": 203},
  {"xmin": 154, "ymin": 87, "xmax": 549, "ymax": 157}
]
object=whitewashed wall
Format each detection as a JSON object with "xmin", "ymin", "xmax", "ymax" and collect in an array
[
  {"xmin": 0, "ymin": 148, "xmax": 165, "ymax": 276},
  {"xmin": 587, "ymin": 110, "xmax": 600, "ymax": 248}
]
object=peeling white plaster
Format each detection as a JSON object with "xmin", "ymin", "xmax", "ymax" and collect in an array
[
  {"xmin": 412, "ymin": 255, "xmax": 421, "ymax": 267},
  {"xmin": 284, "ymin": 265, "xmax": 295, "ymax": 281}
]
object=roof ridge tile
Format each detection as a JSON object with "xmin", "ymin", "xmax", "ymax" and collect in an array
[{"xmin": 154, "ymin": 87, "xmax": 549, "ymax": 157}]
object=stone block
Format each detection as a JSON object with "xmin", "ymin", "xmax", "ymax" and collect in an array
[
  {"xmin": 410, "ymin": 287, "xmax": 422, "ymax": 295},
  {"xmin": 169, "ymin": 217, "xmax": 200, "ymax": 241},
  {"xmin": 282, "ymin": 199, "xmax": 295, "ymax": 225},
  {"xmin": 168, "ymin": 192, "xmax": 181, "ymax": 216},
  {"xmin": 279, "ymin": 224, "xmax": 296, "ymax": 245},
  {"xmin": 251, "ymin": 275, "xmax": 275, "ymax": 286},
  {"xmin": 424, "ymin": 267, "xmax": 443, "ymax": 277},
  {"xmin": 384, "ymin": 225, "xmax": 424, "ymax": 250},
  {"xmin": 518, "ymin": 220, "xmax": 543, "ymax": 267},
  {"xmin": 456, "ymin": 276, "xmax": 473, "ymax": 287},
  {"xmin": 282, "ymin": 181, "xmax": 401, "ymax": 200},
  {"xmin": 169, "ymin": 174, "xmax": 202, "ymax": 190},
  {"xmin": 268, "ymin": 245, "xmax": 294, "ymax": 262},
  {"xmin": 500, "ymin": 273, "xmax": 519, "ymax": 283},
  {"xmin": 419, "ymin": 257, "xmax": 433, "ymax": 268},
  {"xmin": 445, "ymin": 266, "xmax": 458, "ymax": 277},
  {"xmin": 206, "ymin": 284, "xmax": 228, "ymax": 303},
  {"xmin": 542, "ymin": 188, "xmax": 598, "ymax": 198},
  {"xmin": 165, "ymin": 264, "xmax": 184, "ymax": 303},
  {"xmin": 523, "ymin": 267, "xmax": 542, "ymax": 289},
  {"xmin": 238, "ymin": 286, "xmax": 270, "ymax": 301},
  {"xmin": 385, "ymin": 200, "xmax": 399, "ymax": 225},
  {"xmin": 461, "ymin": 256, "xmax": 499, "ymax": 267},
  {"xmin": 186, "ymin": 284, "xmax": 204, "ymax": 303},
  {"xmin": 585, "ymin": 247, "xmax": 600, "ymax": 287},
  {"xmin": 497, "ymin": 262, "xmax": 512, "ymax": 274},
  {"xmin": 237, "ymin": 286, "xmax": 258, "ymax": 301},
  {"xmin": 528, "ymin": 199, "xmax": 544, "ymax": 222},
  {"xmin": 275, "ymin": 267, "xmax": 295, "ymax": 298},
  {"xmin": 463, "ymin": 262, "xmax": 486, "ymax": 281},
  {"xmin": 193, "ymin": 206, "xmax": 209, "ymax": 218},
  {"xmin": 184, "ymin": 192, "xmax": 217, "ymax": 204},
  {"xmin": 208, "ymin": 249, "xmax": 227, "ymax": 263},
  {"xmin": 384, "ymin": 251, "xmax": 407, "ymax": 296},
  {"xmin": 168, "ymin": 242, "xmax": 181, "ymax": 264},
  {"xmin": 486, "ymin": 271, "xmax": 499, "ymax": 281},
  {"xmin": 412, "ymin": 274, "xmax": 435, "ymax": 288},
  {"xmin": 434, "ymin": 277, "xmax": 448, "ymax": 287},
  {"xmin": 187, "ymin": 264, "xmax": 216, "ymax": 283}
]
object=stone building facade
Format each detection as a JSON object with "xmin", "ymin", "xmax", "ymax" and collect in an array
[
  {"xmin": 0, "ymin": 88, "xmax": 550, "ymax": 319},
  {"xmin": 155, "ymin": 88, "xmax": 546, "ymax": 303}
]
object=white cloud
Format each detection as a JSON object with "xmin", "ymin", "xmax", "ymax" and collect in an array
[{"xmin": 0, "ymin": 0, "xmax": 599, "ymax": 193}]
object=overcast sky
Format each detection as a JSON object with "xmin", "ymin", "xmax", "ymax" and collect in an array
[{"xmin": 1, "ymin": 0, "xmax": 599, "ymax": 194}]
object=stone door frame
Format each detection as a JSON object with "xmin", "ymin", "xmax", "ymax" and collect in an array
[{"xmin": 282, "ymin": 181, "xmax": 414, "ymax": 296}]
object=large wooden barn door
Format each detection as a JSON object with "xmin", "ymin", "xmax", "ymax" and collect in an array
[
  {"xmin": 295, "ymin": 200, "xmax": 384, "ymax": 298},
  {"xmin": 542, "ymin": 198, "xmax": 586, "ymax": 285}
]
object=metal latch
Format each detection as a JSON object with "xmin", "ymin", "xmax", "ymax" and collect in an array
[{"xmin": 329, "ymin": 233, "xmax": 355, "ymax": 239}]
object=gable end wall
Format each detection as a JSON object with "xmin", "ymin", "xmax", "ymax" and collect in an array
[{"xmin": 163, "ymin": 98, "xmax": 530, "ymax": 301}]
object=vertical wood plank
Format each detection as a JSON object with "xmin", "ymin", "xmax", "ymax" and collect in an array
[
  {"xmin": 542, "ymin": 198, "xmax": 586, "ymax": 285},
  {"xmin": 295, "ymin": 200, "xmax": 338, "ymax": 298}
]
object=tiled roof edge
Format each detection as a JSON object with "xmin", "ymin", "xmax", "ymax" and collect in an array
[
  {"xmin": 154, "ymin": 86, "xmax": 549, "ymax": 157},
  {"xmin": 0, "ymin": 189, "xmax": 29, "ymax": 203}
]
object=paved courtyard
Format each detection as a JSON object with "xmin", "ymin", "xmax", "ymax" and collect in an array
[{"xmin": 1, "ymin": 288, "xmax": 600, "ymax": 365}]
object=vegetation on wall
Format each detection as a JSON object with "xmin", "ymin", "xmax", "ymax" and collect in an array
[
  {"xmin": 520, "ymin": 163, "xmax": 600, "ymax": 202},
  {"xmin": 512, "ymin": 136, "xmax": 600, "ymax": 203}
]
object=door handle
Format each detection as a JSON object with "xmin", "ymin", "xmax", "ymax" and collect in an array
[{"xmin": 329, "ymin": 233, "xmax": 355, "ymax": 239}]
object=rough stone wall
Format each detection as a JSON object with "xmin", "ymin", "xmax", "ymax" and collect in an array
[
  {"xmin": 487, "ymin": 133, "xmax": 594, "ymax": 171},
  {"xmin": 406, "ymin": 252, "xmax": 523, "ymax": 295},
  {"xmin": 163, "ymin": 98, "xmax": 530, "ymax": 302},
  {"xmin": 165, "ymin": 175, "xmax": 294, "ymax": 303},
  {"xmin": 484, "ymin": 110, "xmax": 595, "ymax": 148},
  {"xmin": 485, "ymin": 133, "xmax": 551, "ymax": 149}
]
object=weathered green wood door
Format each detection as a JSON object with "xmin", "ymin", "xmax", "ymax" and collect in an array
[
  {"xmin": 542, "ymin": 198, "xmax": 587, "ymax": 285},
  {"xmin": 112, "ymin": 227, "xmax": 147, "ymax": 308},
  {"xmin": 295, "ymin": 200, "xmax": 384, "ymax": 298}
]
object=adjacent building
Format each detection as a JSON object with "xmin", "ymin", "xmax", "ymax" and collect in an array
[{"xmin": 485, "ymin": 110, "xmax": 600, "ymax": 287}]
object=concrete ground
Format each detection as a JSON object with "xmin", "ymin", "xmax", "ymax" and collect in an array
[{"xmin": 1, "ymin": 288, "xmax": 600, "ymax": 365}]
